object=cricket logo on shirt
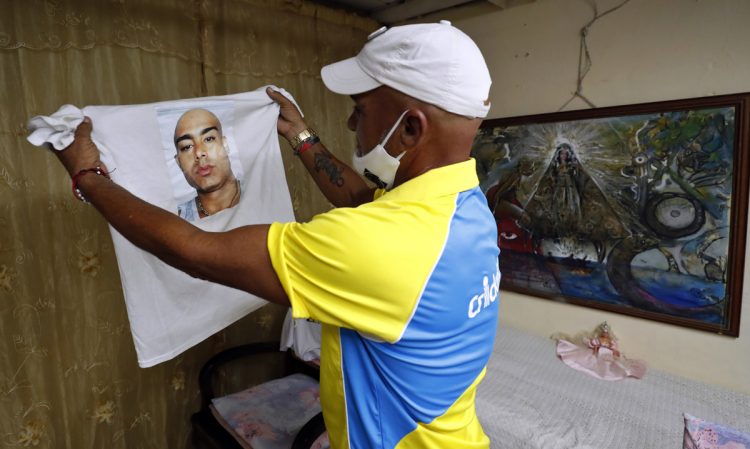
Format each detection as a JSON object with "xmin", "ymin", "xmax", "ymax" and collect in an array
[{"xmin": 467, "ymin": 263, "xmax": 501, "ymax": 319}]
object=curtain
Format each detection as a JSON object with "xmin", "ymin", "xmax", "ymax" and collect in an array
[{"xmin": 0, "ymin": 1, "xmax": 376, "ymax": 447}]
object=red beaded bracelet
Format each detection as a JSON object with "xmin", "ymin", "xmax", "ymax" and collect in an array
[{"xmin": 71, "ymin": 166, "xmax": 111, "ymax": 203}]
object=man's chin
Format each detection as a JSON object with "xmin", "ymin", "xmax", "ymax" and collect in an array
[{"xmin": 192, "ymin": 182, "xmax": 217, "ymax": 194}]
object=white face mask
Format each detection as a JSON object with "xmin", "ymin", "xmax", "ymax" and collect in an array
[{"xmin": 352, "ymin": 110, "xmax": 409, "ymax": 190}]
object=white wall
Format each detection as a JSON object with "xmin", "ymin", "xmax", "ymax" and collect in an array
[{"xmin": 436, "ymin": 0, "xmax": 750, "ymax": 393}]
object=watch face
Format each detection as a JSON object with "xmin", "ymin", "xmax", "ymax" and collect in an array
[{"xmin": 294, "ymin": 129, "xmax": 315, "ymax": 147}]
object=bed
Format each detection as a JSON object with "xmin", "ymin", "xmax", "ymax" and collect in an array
[{"xmin": 476, "ymin": 325, "xmax": 750, "ymax": 449}]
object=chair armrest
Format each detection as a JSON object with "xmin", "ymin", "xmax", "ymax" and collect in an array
[
  {"xmin": 292, "ymin": 412, "xmax": 326, "ymax": 449},
  {"xmin": 198, "ymin": 341, "xmax": 282, "ymax": 409}
]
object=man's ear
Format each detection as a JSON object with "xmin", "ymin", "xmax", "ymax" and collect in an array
[{"xmin": 400, "ymin": 110, "xmax": 426, "ymax": 148}]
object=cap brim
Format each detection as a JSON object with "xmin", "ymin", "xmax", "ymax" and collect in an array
[{"xmin": 321, "ymin": 57, "xmax": 382, "ymax": 95}]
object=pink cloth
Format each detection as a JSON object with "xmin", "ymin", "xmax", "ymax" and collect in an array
[{"xmin": 556, "ymin": 339, "xmax": 647, "ymax": 380}]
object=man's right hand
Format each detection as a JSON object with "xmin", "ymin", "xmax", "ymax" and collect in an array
[
  {"xmin": 265, "ymin": 87, "xmax": 373, "ymax": 208},
  {"xmin": 266, "ymin": 87, "xmax": 309, "ymax": 143},
  {"xmin": 54, "ymin": 117, "xmax": 108, "ymax": 178}
]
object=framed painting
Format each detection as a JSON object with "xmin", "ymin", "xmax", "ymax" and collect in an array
[{"xmin": 472, "ymin": 93, "xmax": 749, "ymax": 336}]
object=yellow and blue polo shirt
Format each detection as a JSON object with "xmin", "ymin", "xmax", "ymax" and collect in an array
[{"xmin": 267, "ymin": 159, "xmax": 500, "ymax": 449}]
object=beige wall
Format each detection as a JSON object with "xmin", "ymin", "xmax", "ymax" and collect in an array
[{"xmin": 433, "ymin": 0, "xmax": 750, "ymax": 392}]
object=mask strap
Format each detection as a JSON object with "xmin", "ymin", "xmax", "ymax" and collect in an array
[{"xmin": 380, "ymin": 110, "xmax": 410, "ymax": 147}]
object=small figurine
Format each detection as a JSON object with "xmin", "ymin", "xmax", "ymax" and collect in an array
[
  {"xmin": 555, "ymin": 322, "xmax": 647, "ymax": 380},
  {"xmin": 587, "ymin": 322, "xmax": 621, "ymax": 358}
]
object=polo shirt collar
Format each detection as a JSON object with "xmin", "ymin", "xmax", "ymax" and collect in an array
[{"xmin": 376, "ymin": 158, "xmax": 479, "ymax": 202}]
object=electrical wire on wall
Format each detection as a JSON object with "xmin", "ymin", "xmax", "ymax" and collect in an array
[{"xmin": 558, "ymin": 0, "xmax": 632, "ymax": 111}]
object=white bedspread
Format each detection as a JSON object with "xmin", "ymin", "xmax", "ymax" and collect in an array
[{"xmin": 477, "ymin": 326, "xmax": 750, "ymax": 449}]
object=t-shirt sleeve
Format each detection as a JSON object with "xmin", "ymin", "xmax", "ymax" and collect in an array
[{"xmin": 266, "ymin": 201, "xmax": 451, "ymax": 343}]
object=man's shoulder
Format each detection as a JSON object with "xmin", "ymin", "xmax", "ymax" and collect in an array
[
  {"xmin": 280, "ymin": 196, "xmax": 456, "ymax": 256},
  {"xmin": 177, "ymin": 197, "xmax": 198, "ymax": 221},
  {"xmin": 177, "ymin": 197, "xmax": 195, "ymax": 209}
]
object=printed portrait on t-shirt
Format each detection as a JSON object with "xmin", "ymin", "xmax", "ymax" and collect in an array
[{"xmin": 156, "ymin": 103, "xmax": 244, "ymax": 221}]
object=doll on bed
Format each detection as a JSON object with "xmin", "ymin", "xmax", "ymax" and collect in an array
[
  {"xmin": 589, "ymin": 322, "xmax": 620, "ymax": 357},
  {"xmin": 555, "ymin": 322, "xmax": 647, "ymax": 380}
]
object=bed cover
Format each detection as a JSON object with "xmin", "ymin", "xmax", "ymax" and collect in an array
[{"xmin": 476, "ymin": 325, "xmax": 750, "ymax": 449}]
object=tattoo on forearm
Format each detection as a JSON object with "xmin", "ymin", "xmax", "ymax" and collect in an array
[{"xmin": 313, "ymin": 152, "xmax": 345, "ymax": 187}]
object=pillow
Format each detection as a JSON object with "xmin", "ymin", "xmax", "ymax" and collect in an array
[
  {"xmin": 211, "ymin": 373, "xmax": 323, "ymax": 449},
  {"xmin": 684, "ymin": 413, "xmax": 750, "ymax": 449}
]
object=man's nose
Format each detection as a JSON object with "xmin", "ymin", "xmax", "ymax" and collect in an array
[
  {"xmin": 193, "ymin": 143, "xmax": 207, "ymax": 160},
  {"xmin": 347, "ymin": 111, "xmax": 357, "ymax": 132}
]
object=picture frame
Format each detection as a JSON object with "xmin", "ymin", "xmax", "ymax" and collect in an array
[{"xmin": 472, "ymin": 93, "xmax": 749, "ymax": 336}]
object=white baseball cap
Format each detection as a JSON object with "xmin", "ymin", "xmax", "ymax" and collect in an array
[{"xmin": 321, "ymin": 20, "xmax": 492, "ymax": 118}]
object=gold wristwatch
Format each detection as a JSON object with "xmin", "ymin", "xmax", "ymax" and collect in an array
[{"xmin": 290, "ymin": 128, "xmax": 317, "ymax": 149}]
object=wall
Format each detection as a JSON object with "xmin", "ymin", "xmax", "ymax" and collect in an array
[{"xmin": 433, "ymin": 0, "xmax": 750, "ymax": 393}]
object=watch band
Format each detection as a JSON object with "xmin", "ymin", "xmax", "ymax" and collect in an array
[
  {"xmin": 295, "ymin": 135, "xmax": 320, "ymax": 156},
  {"xmin": 290, "ymin": 128, "xmax": 317, "ymax": 149}
]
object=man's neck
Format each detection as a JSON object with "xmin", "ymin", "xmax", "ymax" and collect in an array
[{"xmin": 197, "ymin": 178, "xmax": 240, "ymax": 216}]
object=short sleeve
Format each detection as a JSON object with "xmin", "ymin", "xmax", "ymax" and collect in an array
[{"xmin": 267, "ymin": 199, "xmax": 454, "ymax": 342}]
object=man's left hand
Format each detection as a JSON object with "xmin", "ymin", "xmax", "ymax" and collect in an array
[{"xmin": 266, "ymin": 87, "xmax": 308, "ymax": 143}]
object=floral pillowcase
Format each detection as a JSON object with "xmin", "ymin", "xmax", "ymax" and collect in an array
[{"xmin": 684, "ymin": 413, "xmax": 750, "ymax": 449}]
